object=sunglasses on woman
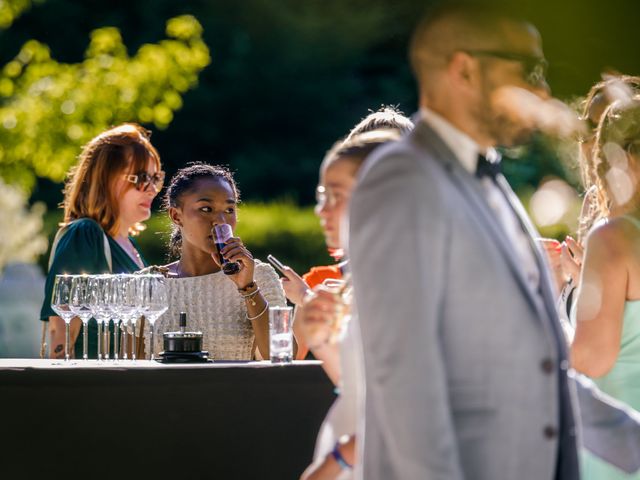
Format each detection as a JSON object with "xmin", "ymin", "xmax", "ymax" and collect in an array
[{"xmin": 124, "ymin": 170, "xmax": 165, "ymax": 192}]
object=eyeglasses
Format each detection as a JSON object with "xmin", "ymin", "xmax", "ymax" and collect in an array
[
  {"xmin": 315, "ymin": 185, "xmax": 346, "ymax": 209},
  {"xmin": 124, "ymin": 171, "xmax": 165, "ymax": 192},
  {"xmin": 463, "ymin": 49, "xmax": 548, "ymax": 87}
]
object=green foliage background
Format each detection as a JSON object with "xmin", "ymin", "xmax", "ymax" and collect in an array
[
  {"xmin": 2, "ymin": 0, "xmax": 640, "ymax": 272},
  {"xmin": 0, "ymin": 10, "xmax": 210, "ymax": 192}
]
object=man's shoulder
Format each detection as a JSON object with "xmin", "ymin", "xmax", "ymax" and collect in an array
[{"xmin": 358, "ymin": 129, "xmax": 444, "ymax": 182}]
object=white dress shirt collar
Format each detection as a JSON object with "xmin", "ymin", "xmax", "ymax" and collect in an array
[
  {"xmin": 420, "ymin": 107, "xmax": 498, "ymax": 174},
  {"xmin": 420, "ymin": 108, "xmax": 541, "ymax": 297}
]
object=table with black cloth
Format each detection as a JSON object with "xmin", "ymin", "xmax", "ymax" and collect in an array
[{"xmin": 0, "ymin": 359, "xmax": 336, "ymax": 480}]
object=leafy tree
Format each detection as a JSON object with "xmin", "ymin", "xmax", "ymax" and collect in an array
[
  {"xmin": 0, "ymin": 2, "xmax": 210, "ymax": 192},
  {"xmin": 0, "ymin": 0, "xmax": 36, "ymax": 29}
]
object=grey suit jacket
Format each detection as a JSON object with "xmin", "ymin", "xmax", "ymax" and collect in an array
[{"xmin": 348, "ymin": 118, "xmax": 640, "ymax": 480}]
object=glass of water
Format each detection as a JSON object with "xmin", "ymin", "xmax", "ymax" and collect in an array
[{"xmin": 269, "ymin": 306, "xmax": 293, "ymax": 364}]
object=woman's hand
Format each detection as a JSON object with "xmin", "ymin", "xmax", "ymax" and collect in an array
[
  {"xmin": 213, "ymin": 236, "xmax": 255, "ymax": 289},
  {"xmin": 299, "ymin": 285, "xmax": 342, "ymax": 349},
  {"xmin": 537, "ymin": 237, "xmax": 564, "ymax": 292},
  {"xmin": 561, "ymin": 235, "xmax": 584, "ymax": 286},
  {"xmin": 280, "ymin": 266, "xmax": 310, "ymax": 305}
]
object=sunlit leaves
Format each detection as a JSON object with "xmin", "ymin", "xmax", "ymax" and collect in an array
[
  {"xmin": 0, "ymin": 0, "xmax": 35, "ymax": 29},
  {"xmin": 0, "ymin": 14, "xmax": 210, "ymax": 192}
]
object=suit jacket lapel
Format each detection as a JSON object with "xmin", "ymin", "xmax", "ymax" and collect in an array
[
  {"xmin": 494, "ymin": 175, "xmax": 569, "ymax": 354},
  {"xmin": 411, "ymin": 120, "xmax": 550, "ymax": 321}
]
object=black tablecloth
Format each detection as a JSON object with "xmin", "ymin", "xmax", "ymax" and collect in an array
[{"xmin": 0, "ymin": 360, "xmax": 336, "ymax": 480}]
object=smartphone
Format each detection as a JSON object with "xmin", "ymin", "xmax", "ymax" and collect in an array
[{"xmin": 267, "ymin": 254, "xmax": 287, "ymax": 275}]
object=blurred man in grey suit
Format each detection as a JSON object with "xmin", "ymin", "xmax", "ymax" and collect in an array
[{"xmin": 348, "ymin": 3, "xmax": 640, "ymax": 479}]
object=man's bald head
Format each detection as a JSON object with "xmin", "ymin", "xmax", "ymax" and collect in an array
[{"xmin": 410, "ymin": 4, "xmax": 537, "ymax": 94}]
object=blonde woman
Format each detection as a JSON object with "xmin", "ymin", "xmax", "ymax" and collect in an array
[{"xmin": 572, "ymin": 98, "xmax": 640, "ymax": 480}]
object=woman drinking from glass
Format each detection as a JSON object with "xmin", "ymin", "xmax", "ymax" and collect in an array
[{"xmin": 150, "ymin": 162, "xmax": 286, "ymax": 360}]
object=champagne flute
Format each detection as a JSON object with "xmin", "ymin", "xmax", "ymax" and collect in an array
[
  {"xmin": 51, "ymin": 274, "xmax": 77, "ymax": 362},
  {"xmin": 138, "ymin": 274, "xmax": 168, "ymax": 360},
  {"xmin": 69, "ymin": 275, "xmax": 93, "ymax": 360}
]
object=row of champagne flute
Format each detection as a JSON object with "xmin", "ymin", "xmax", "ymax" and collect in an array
[{"xmin": 50, "ymin": 273, "xmax": 169, "ymax": 362}]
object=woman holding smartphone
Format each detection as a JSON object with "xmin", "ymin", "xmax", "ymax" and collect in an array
[
  {"xmin": 150, "ymin": 162, "xmax": 286, "ymax": 360},
  {"xmin": 281, "ymin": 106, "xmax": 414, "ymax": 360}
]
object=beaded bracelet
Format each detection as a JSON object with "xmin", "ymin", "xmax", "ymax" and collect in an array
[
  {"xmin": 330, "ymin": 442, "xmax": 353, "ymax": 471},
  {"xmin": 246, "ymin": 301, "xmax": 269, "ymax": 321}
]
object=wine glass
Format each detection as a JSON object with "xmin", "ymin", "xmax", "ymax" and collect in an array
[
  {"xmin": 323, "ymin": 275, "xmax": 353, "ymax": 344},
  {"xmin": 51, "ymin": 274, "xmax": 77, "ymax": 362},
  {"xmin": 105, "ymin": 275, "xmax": 122, "ymax": 362},
  {"xmin": 126, "ymin": 275, "xmax": 144, "ymax": 361},
  {"xmin": 113, "ymin": 274, "xmax": 139, "ymax": 360},
  {"xmin": 69, "ymin": 275, "xmax": 93, "ymax": 360},
  {"xmin": 87, "ymin": 274, "xmax": 112, "ymax": 362},
  {"xmin": 138, "ymin": 274, "xmax": 169, "ymax": 360}
]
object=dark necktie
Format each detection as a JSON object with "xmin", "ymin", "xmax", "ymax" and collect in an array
[{"xmin": 475, "ymin": 153, "xmax": 501, "ymax": 180}]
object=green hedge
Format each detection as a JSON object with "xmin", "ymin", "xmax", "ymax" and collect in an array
[{"xmin": 39, "ymin": 201, "xmax": 334, "ymax": 276}]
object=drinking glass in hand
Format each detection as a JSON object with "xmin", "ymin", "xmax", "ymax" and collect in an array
[
  {"xmin": 269, "ymin": 306, "xmax": 293, "ymax": 364},
  {"xmin": 70, "ymin": 275, "xmax": 94, "ymax": 360},
  {"xmin": 323, "ymin": 278, "xmax": 353, "ymax": 345},
  {"xmin": 51, "ymin": 274, "xmax": 76, "ymax": 362},
  {"xmin": 138, "ymin": 274, "xmax": 168, "ymax": 360},
  {"xmin": 212, "ymin": 224, "xmax": 240, "ymax": 275}
]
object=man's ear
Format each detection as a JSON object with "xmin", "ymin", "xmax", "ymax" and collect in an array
[
  {"xmin": 168, "ymin": 206, "xmax": 182, "ymax": 227},
  {"xmin": 448, "ymin": 51, "xmax": 479, "ymax": 89}
]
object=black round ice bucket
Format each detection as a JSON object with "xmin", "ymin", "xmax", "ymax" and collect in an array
[{"xmin": 162, "ymin": 312, "xmax": 203, "ymax": 353}]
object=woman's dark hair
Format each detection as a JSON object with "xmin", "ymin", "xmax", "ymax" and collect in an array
[{"xmin": 164, "ymin": 162, "xmax": 240, "ymax": 258}]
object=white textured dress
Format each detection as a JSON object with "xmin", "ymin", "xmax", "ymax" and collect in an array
[{"xmin": 152, "ymin": 260, "xmax": 286, "ymax": 360}]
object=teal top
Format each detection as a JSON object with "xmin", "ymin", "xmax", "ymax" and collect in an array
[
  {"xmin": 592, "ymin": 299, "xmax": 640, "ymax": 410},
  {"xmin": 591, "ymin": 213, "xmax": 640, "ymax": 410},
  {"xmin": 581, "ymin": 214, "xmax": 640, "ymax": 479},
  {"xmin": 40, "ymin": 218, "xmax": 147, "ymax": 359}
]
